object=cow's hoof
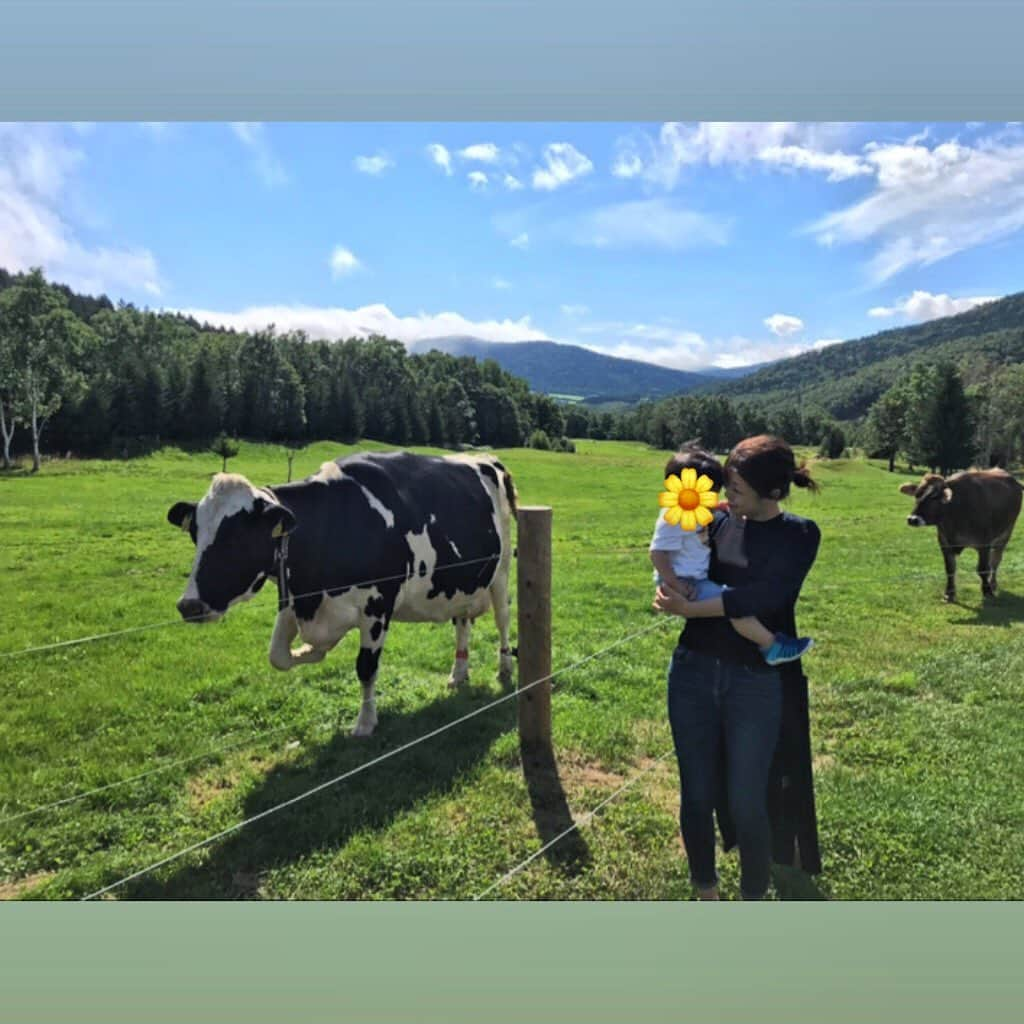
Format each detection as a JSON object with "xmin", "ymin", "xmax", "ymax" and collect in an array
[
  {"xmin": 351, "ymin": 720, "xmax": 377, "ymax": 738},
  {"xmin": 447, "ymin": 673, "xmax": 467, "ymax": 690},
  {"xmin": 943, "ymin": 592, "xmax": 956, "ymax": 604},
  {"xmin": 498, "ymin": 668, "xmax": 514, "ymax": 688}
]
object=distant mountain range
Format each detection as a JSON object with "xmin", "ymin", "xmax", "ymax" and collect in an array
[{"xmin": 409, "ymin": 335, "xmax": 766, "ymax": 403}]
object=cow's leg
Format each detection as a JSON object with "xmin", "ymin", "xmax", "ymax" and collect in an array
[
  {"xmin": 977, "ymin": 545, "xmax": 996, "ymax": 598},
  {"xmin": 448, "ymin": 616, "xmax": 473, "ymax": 689},
  {"xmin": 940, "ymin": 538, "xmax": 962, "ymax": 603},
  {"xmin": 489, "ymin": 573, "xmax": 515, "ymax": 688},
  {"xmin": 269, "ymin": 609, "xmax": 301, "ymax": 670},
  {"xmin": 988, "ymin": 530, "xmax": 1014, "ymax": 596},
  {"xmin": 352, "ymin": 614, "xmax": 390, "ymax": 737},
  {"xmin": 269, "ymin": 608, "xmax": 331, "ymax": 669}
]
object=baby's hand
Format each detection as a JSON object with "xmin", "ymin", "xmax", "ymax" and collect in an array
[{"xmin": 664, "ymin": 579, "xmax": 696, "ymax": 600}]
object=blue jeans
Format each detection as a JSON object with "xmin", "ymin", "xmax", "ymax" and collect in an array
[{"xmin": 666, "ymin": 646, "xmax": 782, "ymax": 899}]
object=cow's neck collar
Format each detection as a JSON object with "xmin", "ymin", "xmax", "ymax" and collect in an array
[
  {"xmin": 274, "ymin": 534, "xmax": 291, "ymax": 610},
  {"xmin": 261, "ymin": 484, "xmax": 293, "ymax": 611}
]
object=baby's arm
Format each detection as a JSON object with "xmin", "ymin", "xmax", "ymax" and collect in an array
[{"xmin": 650, "ymin": 550, "xmax": 690, "ymax": 597}]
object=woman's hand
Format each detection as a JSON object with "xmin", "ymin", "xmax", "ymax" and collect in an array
[
  {"xmin": 654, "ymin": 585, "xmax": 726, "ymax": 620},
  {"xmin": 653, "ymin": 584, "xmax": 694, "ymax": 617}
]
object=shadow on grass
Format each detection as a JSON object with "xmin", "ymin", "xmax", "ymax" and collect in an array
[
  {"xmin": 949, "ymin": 589, "xmax": 1024, "ymax": 627},
  {"xmin": 771, "ymin": 863, "xmax": 829, "ymax": 901},
  {"xmin": 519, "ymin": 739, "xmax": 591, "ymax": 878},
  {"xmin": 117, "ymin": 685, "xmax": 521, "ymax": 899}
]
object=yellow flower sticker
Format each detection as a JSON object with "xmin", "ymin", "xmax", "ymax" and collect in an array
[{"xmin": 658, "ymin": 467, "xmax": 718, "ymax": 531}]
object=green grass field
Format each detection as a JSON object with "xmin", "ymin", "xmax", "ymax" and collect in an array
[{"xmin": 2, "ymin": 440, "xmax": 1023, "ymax": 900}]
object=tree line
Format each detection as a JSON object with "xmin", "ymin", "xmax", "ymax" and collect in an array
[
  {"xmin": 630, "ymin": 357, "xmax": 1024, "ymax": 473},
  {"xmin": 3, "ymin": 268, "xmax": 1022, "ymax": 475},
  {"xmin": 0, "ymin": 269, "xmax": 571, "ymax": 470}
]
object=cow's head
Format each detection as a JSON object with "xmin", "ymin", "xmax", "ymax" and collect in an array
[
  {"xmin": 167, "ymin": 473, "xmax": 295, "ymax": 622},
  {"xmin": 899, "ymin": 474, "xmax": 952, "ymax": 527}
]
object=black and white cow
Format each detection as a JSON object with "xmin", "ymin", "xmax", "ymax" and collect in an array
[{"xmin": 167, "ymin": 451, "xmax": 517, "ymax": 736}]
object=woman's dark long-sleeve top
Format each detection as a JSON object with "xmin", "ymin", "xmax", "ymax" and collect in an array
[
  {"xmin": 680, "ymin": 509, "xmax": 820, "ymax": 668},
  {"xmin": 678, "ymin": 508, "xmax": 824, "ymax": 875}
]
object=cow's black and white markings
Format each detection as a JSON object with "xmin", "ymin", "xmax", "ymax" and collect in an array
[{"xmin": 167, "ymin": 451, "xmax": 517, "ymax": 735}]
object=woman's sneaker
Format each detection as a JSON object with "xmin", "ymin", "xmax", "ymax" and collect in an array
[{"xmin": 762, "ymin": 634, "xmax": 814, "ymax": 666}]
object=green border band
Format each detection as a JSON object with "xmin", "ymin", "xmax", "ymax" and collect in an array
[{"xmin": 3, "ymin": 903, "xmax": 1022, "ymax": 1022}]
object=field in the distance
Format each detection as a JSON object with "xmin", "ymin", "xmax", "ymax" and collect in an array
[{"xmin": 2, "ymin": 440, "xmax": 1023, "ymax": 899}]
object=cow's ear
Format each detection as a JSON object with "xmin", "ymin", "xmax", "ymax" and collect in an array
[
  {"xmin": 898, "ymin": 483, "xmax": 918, "ymax": 496},
  {"xmin": 168, "ymin": 501, "xmax": 197, "ymax": 531},
  {"xmin": 942, "ymin": 487, "xmax": 953, "ymax": 503},
  {"xmin": 264, "ymin": 503, "xmax": 296, "ymax": 539}
]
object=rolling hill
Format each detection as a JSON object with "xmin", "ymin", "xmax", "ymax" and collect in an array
[{"xmin": 703, "ymin": 291, "xmax": 1024, "ymax": 420}]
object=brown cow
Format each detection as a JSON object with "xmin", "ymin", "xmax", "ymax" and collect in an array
[{"xmin": 899, "ymin": 469, "xmax": 1023, "ymax": 602}]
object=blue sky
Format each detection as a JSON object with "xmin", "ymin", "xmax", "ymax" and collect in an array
[{"xmin": 2, "ymin": 121, "xmax": 1022, "ymax": 370}]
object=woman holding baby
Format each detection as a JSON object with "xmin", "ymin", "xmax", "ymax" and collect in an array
[{"xmin": 652, "ymin": 434, "xmax": 821, "ymax": 901}]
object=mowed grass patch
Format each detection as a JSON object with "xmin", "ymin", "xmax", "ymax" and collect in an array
[{"xmin": 1, "ymin": 442, "xmax": 1022, "ymax": 899}]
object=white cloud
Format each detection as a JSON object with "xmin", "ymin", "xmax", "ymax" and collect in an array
[
  {"xmin": 354, "ymin": 153, "xmax": 393, "ymax": 175},
  {"xmin": 510, "ymin": 232, "xmax": 529, "ymax": 249},
  {"xmin": 231, "ymin": 122, "xmax": 288, "ymax": 186},
  {"xmin": 710, "ymin": 354, "xmax": 759, "ymax": 370},
  {"xmin": 571, "ymin": 312, "xmax": 847, "ymax": 372},
  {"xmin": 560, "ymin": 304, "xmax": 590, "ymax": 316},
  {"xmin": 581, "ymin": 335, "xmax": 709, "ymax": 371},
  {"xmin": 586, "ymin": 341, "xmax": 709, "ymax": 371},
  {"xmin": 459, "ymin": 143, "xmax": 501, "ymax": 163},
  {"xmin": 171, "ymin": 302, "xmax": 549, "ymax": 346},
  {"xmin": 427, "ymin": 143, "xmax": 453, "ymax": 175},
  {"xmin": 468, "ymin": 171, "xmax": 488, "ymax": 191},
  {"xmin": 0, "ymin": 123, "xmax": 163, "ymax": 297},
  {"xmin": 867, "ymin": 289, "xmax": 999, "ymax": 321},
  {"xmin": 614, "ymin": 122, "xmax": 855, "ymax": 190},
  {"xmin": 328, "ymin": 246, "xmax": 361, "ymax": 277},
  {"xmin": 503, "ymin": 174, "xmax": 524, "ymax": 191},
  {"xmin": 592, "ymin": 327, "xmax": 849, "ymax": 371},
  {"xmin": 758, "ymin": 145, "xmax": 872, "ymax": 182},
  {"xmin": 492, "ymin": 277, "xmax": 511, "ymax": 289},
  {"xmin": 565, "ymin": 198, "xmax": 730, "ymax": 250},
  {"xmin": 570, "ymin": 321, "xmax": 711, "ymax": 371},
  {"xmin": 532, "ymin": 142, "xmax": 594, "ymax": 190},
  {"xmin": 764, "ymin": 313, "xmax": 804, "ymax": 337},
  {"xmin": 611, "ymin": 151, "xmax": 644, "ymax": 179},
  {"xmin": 708, "ymin": 336, "xmax": 826, "ymax": 368},
  {"xmin": 704, "ymin": 337, "xmax": 798, "ymax": 366},
  {"xmin": 808, "ymin": 135, "xmax": 1024, "ymax": 281}
]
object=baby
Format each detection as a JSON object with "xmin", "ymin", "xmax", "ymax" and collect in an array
[{"xmin": 649, "ymin": 444, "xmax": 813, "ymax": 666}]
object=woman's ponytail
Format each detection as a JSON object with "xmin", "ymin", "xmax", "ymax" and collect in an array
[{"xmin": 727, "ymin": 435, "xmax": 822, "ymax": 499}]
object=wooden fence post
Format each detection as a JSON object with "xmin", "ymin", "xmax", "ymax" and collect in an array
[{"xmin": 516, "ymin": 505, "xmax": 552, "ymax": 746}]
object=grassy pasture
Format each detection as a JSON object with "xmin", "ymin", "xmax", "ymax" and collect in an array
[{"xmin": 1, "ymin": 440, "xmax": 1022, "ymax": 900}]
